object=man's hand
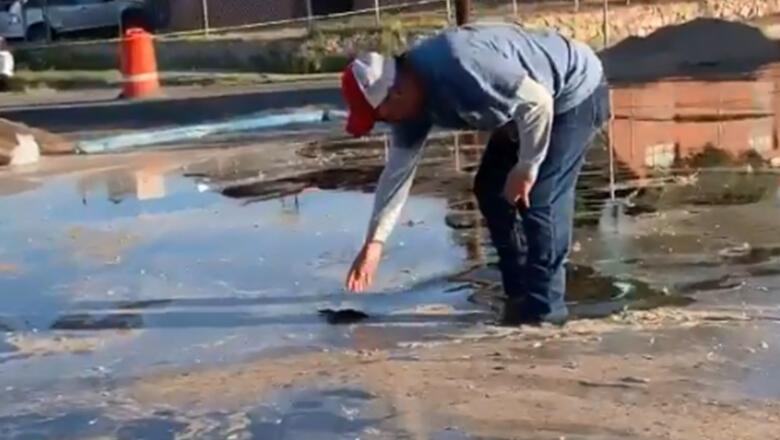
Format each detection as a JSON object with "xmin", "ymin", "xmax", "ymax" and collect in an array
[
  {"xmin": 503, "ymin": 166, "xmax": 536, "ymax": 210},
  {"xmin": 346, "ymin": 241, "xmax": 384, "ymax": 293}
]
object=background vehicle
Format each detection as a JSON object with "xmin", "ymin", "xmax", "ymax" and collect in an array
[
  {"xmin": 0, "ymin": 0, "xmax": 152, "ymax": 42},
  {"xmin": 0, "ymin": 36, "xmax": 12, "ymax": 91}
]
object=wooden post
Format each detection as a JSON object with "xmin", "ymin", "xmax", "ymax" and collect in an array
[
  {"xmin": 201, "ymin": 0, "xmax": 210, "ymax": 36},
  {"xmin": 717, "ymin": 87, "xmax": 723, "ymax": 147},
  {"xmin": 374, "ymin": 0, "xmax": 381, "ymax": 26},
  {"xmin": 455, "ymin": 0, "xmax": 470, "ymax": 26},
  {"xmin": 466, "ymin": 196, "xmax": 484, "ymax": 264},
  {"xmin": 454, "ymin": 133, "xmax": 461, "ymax": 172},
  {"xmin": 574, "ymin": 0, "xmax": 580, "ymax": 12},
  {"xmin": 512, "ymin": 0, "xmax": 518, "ymax": 17}
]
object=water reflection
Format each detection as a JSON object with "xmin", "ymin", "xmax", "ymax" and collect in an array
[
  {"xmin": 77, "ymin": 161, "xmax": 179, "ymax": 205},
  {"xmin": 0, "ymin": 409, "xmax": 186, "ymax": 440},
  {"xmin": 0, "ymin": 146, "xmax": 489, "ymax": 402},
  {"xmin": 611, "ymin": 68, "xmax": 780, "ymax": 179}
]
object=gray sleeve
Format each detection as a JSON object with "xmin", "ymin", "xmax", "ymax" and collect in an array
[
  {"xmin": 365, "ymin": 121, "xmax": 431, "ymax": 243},
  {"xmin": 512, "ymin": 76, "xmax": 554, "ymax": 182}
]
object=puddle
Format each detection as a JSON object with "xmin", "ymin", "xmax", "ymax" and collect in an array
[
  {"xmin": 0, "ymin": 148, "xmax": 500, "ymax": 437},
  {"xmin": 0, "ymin": 142, "xmax": 504, "ymax": 399},
  {"xmin": 0, "ymin": 409, "xmax": 187, "ymax": 440},
  {"xmin": 461, "ymin": 262, "xmax": 693, "ymax": 320},
  {"xmin": 0, "ymin": 385, "xmax": 415, "ymax": 440},
  {"xmin": 244, "ymin": 387, "xmax": 392, "ymax": 440},
  {"xmin": 588, "ymin": 322, "xmax": 780, "ymax": 401},
  {"xmin": 221, "ymin": 166, "xmax": 383, "ymax": 201}
]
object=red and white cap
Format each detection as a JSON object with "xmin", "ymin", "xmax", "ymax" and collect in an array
[{"xmin": 341, "ymin": 52, "xmax": 397, "ymax": 137}]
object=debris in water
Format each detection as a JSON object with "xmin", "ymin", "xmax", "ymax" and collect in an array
[
  {"xmin": 620, "ymin": 376, "xmax": 650, "ymax": 384},
  {"xmin": 563, "ymin": 361, "xmax": 579, "ymax": 370},
  {"xmin": 578, "ymin": 380, "xmax": 637, "ymax": 389},
  {"xmin": 318, "ymin": 308, "xmax": 370, "ymax": 325}
]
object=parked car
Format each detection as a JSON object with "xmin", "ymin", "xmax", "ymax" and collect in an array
[
  {"xmin": 0, "ymin": 36, "xmax": 13, "ymax": 91},
  {"xmin": 0, "ymin": 0, "xmax": 151, "ymax": 41}
]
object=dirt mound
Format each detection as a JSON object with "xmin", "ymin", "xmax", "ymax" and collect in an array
[{"xmin": 602, "ymin": 18, "xmax": 780, "ymax": 81}]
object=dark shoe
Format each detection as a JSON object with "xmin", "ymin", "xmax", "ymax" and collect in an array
[{"xmin": 499, "ymin": 298, "xmax": 568, "ymax": 327}]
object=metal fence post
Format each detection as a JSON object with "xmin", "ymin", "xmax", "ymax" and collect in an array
[
  {"xmin": 305, "ymin": 0, "xmax": 314, "ymax": 32},
  {"xmin": 608, "ymin": 90, "xmax": 616, "ymax": 202},
  {"xmin": 21, "ymin": 0, "xmax": 28, "ymax": 42},
  {"xmin": 43, "ymin": 0, "xmax": 52, "ymax": 43},
  {"xmin": 602, "ymin": 0, "xmax": 609, "ymax": 47},
  {"xmin": 374, "ymin": 0, "xmax": 381, "ymax": 26},
  {"xmin": 201, "ymin": 0, "xmax": 210, "ymax": 36}
]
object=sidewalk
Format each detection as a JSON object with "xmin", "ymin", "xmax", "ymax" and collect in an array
[
  {"xmin": 0, "ymin": 80, "xmax": 341, "ymax": 136},
  {"xmin": 2, "ymin": 70, "xmax": 339, "ymax": 98}
]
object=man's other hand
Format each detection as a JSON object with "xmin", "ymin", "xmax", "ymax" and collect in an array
[
  {"xmin": 346, "ymin": 241, "xmax": 384, "ymax": 293},
  {"xmin": 503, "ymin": 166, "xmax": 536, "ymax": 210}
]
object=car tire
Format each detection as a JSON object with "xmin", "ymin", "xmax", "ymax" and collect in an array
[
  {"xmin": 0, "ymin": 76, "xmax": 12, "ymax": 92},
  {"xmin": 26, "ymin": 24, "xmax": 49, "ymax": 42}
]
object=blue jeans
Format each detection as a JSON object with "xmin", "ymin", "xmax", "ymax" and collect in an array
[{"xmin": 474, "ymin": 83, "xmax": 611, "ymax": 320}]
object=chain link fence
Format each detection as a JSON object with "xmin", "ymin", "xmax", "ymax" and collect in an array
[
  {"xmin": 168, "ymin": 0, "xmax": 614, "ymax": 38},
  {"xmin": 0, "ymin": 0, "xmax": 615, "ymax": 44}
]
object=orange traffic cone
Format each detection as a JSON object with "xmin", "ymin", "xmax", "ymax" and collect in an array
[{"xmin": 120, "ymin": 28, "xmax": 160, "ymax": 99}]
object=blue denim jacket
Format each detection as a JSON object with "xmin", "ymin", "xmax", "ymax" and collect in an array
[
  {"xmin": 410, "ymin": 23, "xmax": 603, "ymax": 130},
  {"xmin": 365, "ymin": 24, "xmax": 604, "ymax": 244}
]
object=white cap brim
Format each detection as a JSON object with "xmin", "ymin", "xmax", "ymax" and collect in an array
[{"xmin": 351, "ymin": 52, "xmax": 396, "ymax": 109}]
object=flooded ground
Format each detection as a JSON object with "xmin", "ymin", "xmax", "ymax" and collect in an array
[{"xmin": 2, "ymin": 69, "xmax": 780, "ymax": 438}]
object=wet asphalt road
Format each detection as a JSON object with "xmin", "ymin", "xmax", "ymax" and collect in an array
[{"xmin": 1, "ymin": 70, "xmax": 780, "ymax": 438}]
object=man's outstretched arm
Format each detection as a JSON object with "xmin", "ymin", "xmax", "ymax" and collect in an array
[{"xmin": 346, "ymin": 120, "xmax": 431, "ymax": 292}]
